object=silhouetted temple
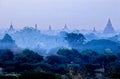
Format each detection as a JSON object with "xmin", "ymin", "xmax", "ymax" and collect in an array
[
  {"xmin": 48, "ymin": 25, "xmax": 52, "ymax": 31},
  {"xmin": 8, "ymin": 23, "xmax": 14, "ymax": 32},
  {"xmin": 63, "ymin": 24, "xmax": 69, "ymax": 32},
  {"xmin": 93, "ymin": 27, "xmax": 96, "ymax": 32},
  {"xmin": 7, "ymin": 23, "xmax": 15, "ymax": 34},
  {"xmin": 0, "ymin": 34, "xmax": 17, "ymax": 49},
  {"xmin": 35, "ymin": 24, "xmax": 38, "ymax": 30},
  {"xmin": 103, "ymin": 19, "xmax": 115, "ymax": 34}
]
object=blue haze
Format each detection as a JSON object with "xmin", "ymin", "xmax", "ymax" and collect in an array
[{"xmin": 0, "ymin": 0, "xmax": 120, "ymax": 30}]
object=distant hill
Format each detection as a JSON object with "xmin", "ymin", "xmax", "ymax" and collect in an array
[
  {"xmin": 85, "ymin": 33, "xmax": 98, "ymax": 41},
  {"xmin": 109, "ymin": 34, "xmax": 120, "ymax": 43},
  {"xmin": 80, "ymin": 39, "xmax": 120, "ymax": 53}
]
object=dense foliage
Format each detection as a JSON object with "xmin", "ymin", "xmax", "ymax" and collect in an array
[
  {"xmin": 0, "ymin": 48, "xmax": 120, "ymax": 79},
  {"xmin": 65, "ymin": 33, "xmax": 85, "ymax": 48},
  {"xmin": 0, "ymin": 33, "xmax": 120, "ymax": 79}
]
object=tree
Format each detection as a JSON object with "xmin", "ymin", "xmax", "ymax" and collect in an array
[
  {"xmin": 95, "ymin": 53, "xmax": 117, "ymax": 66},
  {"xmin": 46, "ymin": 55, "xmax": 68, "ymax": 65},
  {"xmin": 81, "ymin": 49, "xmax": 99, "ymax": 64},
  {"xmin": 0, "ymin": 49, "xmax": 14, "ymax": 62},
  {"xmin": 106, "ymin": 62, "xmax": 120, "ymax": 79},
  {"xmin": 15, "ymin": 49, "xmax": 43, "ymax": 63},
  {"xmin": 65, "ymin": 33, "xmax": 85, "ymax": 47},
  {"xmin": 85, "ymin": 64, "xmax": 100, "ymax": 77},
  {"xmin": 14, "ymin": 49, "xmax": 43, "ymax": 72},
  {"xmin": 57, "ymin": 48, "xmax": 82, "ymax": 63},
  {"xmin": 0, "ymin": 49, "xmax": 16, "ymax": 72},
  {"xmin": 19, "ymin": 70, "xmax": 61, "ymax": 79}
]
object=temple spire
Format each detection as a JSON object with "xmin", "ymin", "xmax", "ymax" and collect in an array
[
  {"xmin": 63, "ymin": 24, "xmax": 69, "ymax": 31},
  {"xmin": 49, "ymin": 25, "xmax": 52, "ymax": 31},
  {"xmin": 108, "ymin": 18, "xmax": 112, "ymax": 26},
  {"xmin": 103, "ymin": 19, "xmax": 115, "ymax": 34},
  {"xmin": 35, "ymin": 24, "xmax": 37, "ymax": 30},
  {"xmin": 64, "ymin": 24, "xmax": 68, "ymax": 29},
  {"xmin": 93, "ymin": 27, "xmax": 96, "ymax": 32},
  {"xmin": 7, "ymin": 22, "xmax": 15, "ymax": 34},
  {"xmin": 9, "ymin": 22, "xmax": 14, "ymax": 31}
]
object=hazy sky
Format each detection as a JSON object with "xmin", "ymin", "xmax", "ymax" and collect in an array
[{"xmin": 0, "ymin": 0, "xmax": 120, "ymax": 30}]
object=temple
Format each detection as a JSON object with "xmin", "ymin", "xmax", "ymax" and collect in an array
[
  {"xmin": 35, "ymin": 24, "xmax": 38, "ymax": 30},
  {"xmin": 63, "ymin": 24, "xmax": 69, "ymax": 32},
  {"xmin": 93, "ymin": 27, "xmax": 96, "ymax": 32},
  {"xmin": 103, "ymin": 19, "xmax": 115, "ymax": 34}
]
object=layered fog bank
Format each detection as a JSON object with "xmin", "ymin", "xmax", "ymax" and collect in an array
[{"xmin": 0, "ymin": 21, "xmax": 120, "ymax": 56}]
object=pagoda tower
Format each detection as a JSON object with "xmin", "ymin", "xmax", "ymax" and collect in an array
[
  {"xmin": 63, "ymin": 24, "xmax": 69, "ymax": 31},
  {"xmin": 8, "ymin": 23, "xmax": 14, "ymax": 32},
  {"xmin": 103, "ymin": 19, "xmax": 115, "ymax": 34},
  {"xmin": 35, "ymin": 24, "xmax": 38, "ymax": 30},
  {"xmin": 48, "ymin": 25, "xmax": 52, "ymax": 31},
  {"xmin": 93, "ymin": 27, "xmax": 96, "ymax": 32}
]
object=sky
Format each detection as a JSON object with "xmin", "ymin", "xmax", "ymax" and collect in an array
[{"xmin": 0, "ymin": 0, "xmax": 120, "ymax": 30}]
